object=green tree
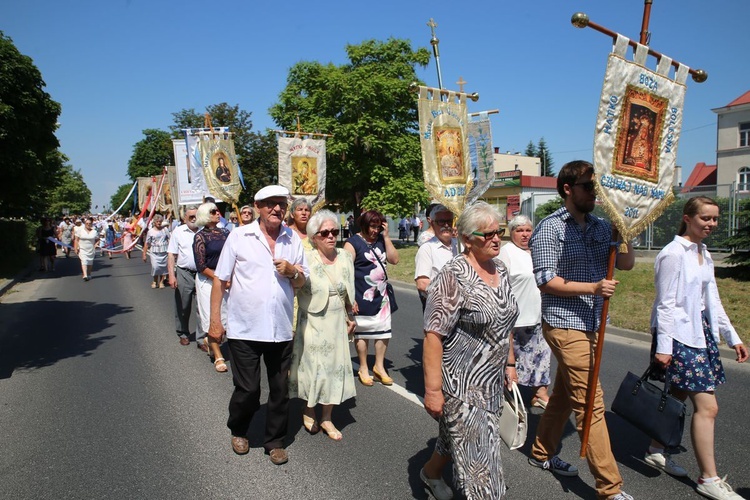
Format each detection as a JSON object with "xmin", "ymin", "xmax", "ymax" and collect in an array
[
  {"xmin": 170, "ymin": 103, "xmax": 271, "ymax": 205},
  {"xmin": 269, "ymin": 38, "xmax": 431, "ymax": 216},
  {"xmin": 534, "ymin": 196, "xmax": 563, "ymax": 222},
  {"xmin": 46, "ymin": 160, "xmax": 91, "ymax": 215},
  {"xmin": 537, "ymin": 137, "xmax": 555, "ymax": 177},
  {"xmin": 127, "ymin": 128, "xmax": 173, "ymax": 180},
  {"xmin": 724, "ymin": 198, "xmax": 750, "ymax": 278},
  {"xmin": 109, "ymin": 182, "xmax": 136, "ymax": 215},
  {"xmin": 524, "ymin": 140, "xmax": 537, "ymax": 158},
  {"xmin": 0, "ymin": 32, "xmax": 62, "ymax": 217}
]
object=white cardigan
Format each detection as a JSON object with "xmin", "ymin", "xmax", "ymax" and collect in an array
[{"xmin": 650, "ymin": 236, "xmax": 742, "ymax": 354}]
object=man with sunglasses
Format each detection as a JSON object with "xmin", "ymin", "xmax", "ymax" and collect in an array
[
  {"xmin": 167, "ymin": 205, "xmax": 202, "ymax": 348},
  {"xmin": 414, "ymin": 204, "xmax": 457, "ymax": 311},
  {"xmin": 527, "ymin": 160, "xmax": 635, "ymax": 500},
  {"xmin": 210, "ymin": 185, "xmax": 308, "ymax": 465}
]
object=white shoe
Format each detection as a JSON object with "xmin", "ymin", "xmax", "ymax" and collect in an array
[
  {"xmin": 644, "ymin": 452, "xmax": 688, "ymax": 477},
  {"xmin": 609, "ymin": 492, "xmax": 634, "ymax": 500},
  {"xmin": 420, "ymin": 468, "xmax": 453, "ymax": 500},
  {"xmin": 697, "ymin": 476, "xmax": 744, "ymax": 500}
]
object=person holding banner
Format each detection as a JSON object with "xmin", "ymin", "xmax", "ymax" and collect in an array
[
  {"xmin": 649, "ymin": 196, "xmax": 747, "ymax": 499},
  {"xmin": 422, "ymin": 201, "xmax": 518, "ymax": 500},
  {"xmin": 527, "ymin": 161, "xmax": 635, "ymax": 500},
  {"xmin": 344, "ymin": 210, "xmax": 399, "ymax": 387}
]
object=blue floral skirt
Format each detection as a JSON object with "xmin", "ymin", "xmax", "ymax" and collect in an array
[
  {"xmin": 512, "ymin": 324, "xmax": 551, "ymax": 387},
  {"xmin": 651, "ymin": 312, "xmax": 726, "ymax": 392}
]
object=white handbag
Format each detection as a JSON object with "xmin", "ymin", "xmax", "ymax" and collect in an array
[{"xmin": 499, "ymin": 382, "xmax": 528, "ymax": 450}]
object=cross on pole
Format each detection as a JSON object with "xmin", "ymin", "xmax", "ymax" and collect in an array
[{"xmin": 456, "ymin": 76, "xmax": 467, "ymax": 93}]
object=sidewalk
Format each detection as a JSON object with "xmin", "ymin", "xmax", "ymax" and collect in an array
[{"xmin": 0, "ymin": 262, "xmax": 36, "ymax": 298}]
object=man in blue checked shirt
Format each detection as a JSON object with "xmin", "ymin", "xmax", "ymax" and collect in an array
[{"xmin": 526, "ymin": 160, "xmax": 636, "ymax": 500}]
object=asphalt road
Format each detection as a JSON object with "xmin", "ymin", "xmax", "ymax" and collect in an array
[{"xmin": 1, "ymin": 253, "xmax": 749, "ymax": 499}]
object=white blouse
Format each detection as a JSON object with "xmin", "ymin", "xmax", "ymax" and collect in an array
[{"xmin": 650, "ymin": 236, "xmax": 742, "ymax": 354}]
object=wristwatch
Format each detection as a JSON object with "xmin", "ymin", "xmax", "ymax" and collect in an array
[{"xmin": 291, "ymin": 270, "xmax": 299, "ymax": 280}]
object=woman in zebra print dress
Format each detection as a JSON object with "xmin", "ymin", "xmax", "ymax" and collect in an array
[{"xmin": 421, "ymin": 201, "xmax": 519, "ymax": 500}]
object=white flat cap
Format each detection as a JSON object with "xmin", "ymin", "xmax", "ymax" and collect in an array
[{"xmin": 254, "ymin": 185, "xmax": 290, "ymax": 201}]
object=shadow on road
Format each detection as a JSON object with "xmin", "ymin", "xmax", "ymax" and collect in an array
[{"xmin": 0, "ymin": 298, "xmax": 132, "ymax": 379}]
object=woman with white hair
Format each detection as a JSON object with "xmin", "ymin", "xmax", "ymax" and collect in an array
[
  {"xmin": 142, "ymin": 214, "xmax": 170, "ymax": 288},
  {"xmin": 499, "ymin": 214, "xmax": 551, "ymax": 409},
  {"xmin": 421, "ymin": 201, "xmax": 518, "ymax": 500},
  {"xmin": 289, "ymin": 209, "xmax": 357, "ymax": 440},
  {"xmin": 193, "ymin": 202, "xmax": 230, "ymax": 371}
]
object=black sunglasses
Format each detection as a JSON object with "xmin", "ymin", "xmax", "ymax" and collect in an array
[
  {"xmin": 209, "ymin": 209, "xmax": 220, "ymax": 215},
  {"xmin": 317, "ymin": 229, "xmax": 340, "ymax": 238},
  {"xmin": 573, "ymin": 181, "xmax": 595, "ymax": 192},
  {"xmin": 471, "ymin": 228, "xmax": 505, "ymax": 240}
]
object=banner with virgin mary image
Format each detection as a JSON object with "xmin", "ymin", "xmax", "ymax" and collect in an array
[
  {"xmin": 277, "ymin": 135, "xmax": 327, "ymax": 211},
  {"xmin": 594, "ymin": 35, "xmax": 689, "ymax": 248},
  {"xmin": 418, "ymin": 86, "xmax": 473, "ymax": 217},
  {"xmin": 198, "ymin": 136, "xmax": 242, "ymax": 204},
  {"xmin": 137, "ymin": 173, "xmax": 170, "ymax": 214},
  {"xmin": 466, "ymin": 111, "xmax": 495, "ymax": 204}
]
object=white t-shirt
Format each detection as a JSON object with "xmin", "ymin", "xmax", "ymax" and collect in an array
[
  {"xmin": 168, "ymin": 224, "xmax": 198, "ymax": 271},
  {"xmin": 498, "ymin": 242, "xmax": 542, "ymax": 327},
  {"xmin": 214, "ymin": 221, "xmax": 309, "ymax": 342},
  {"xmin": 414, "ymin": 236, "xmax": 457, "ymax": 298}
]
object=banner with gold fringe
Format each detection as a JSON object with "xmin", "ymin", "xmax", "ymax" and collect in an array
[
  {"xmin": 594, "ymin": 35, "xmax": 688, "ymax": 249},
  {"xmin": 198, "ymin": 136, "xmax": 242, "ymax": 204},
  {"xmin": 418, "ymin": 86, "xmax": 473, "ymax": 217},
  {"xmin": 137, "ymin": 174, "xmax": 171, "ymax": 214},
  {"xmin": 277, "ymin": 136, "xmax": 326, "ymax": 212}
]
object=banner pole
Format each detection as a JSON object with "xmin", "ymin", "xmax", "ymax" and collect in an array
[
  {"xmin": 639, "ymin": 0, "xmax": 653, "ymax": 45},
  {"xmin": 427, "ymin": 19, "xmax": 444, "ymax": 91}
]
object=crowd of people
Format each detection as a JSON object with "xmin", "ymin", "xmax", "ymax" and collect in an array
[{"xmin": 34, "ymin": 167, "xmax": 747, "ymax": 499}]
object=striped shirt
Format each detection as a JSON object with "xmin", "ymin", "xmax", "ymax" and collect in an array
[{"xmin": 530, "ymin": 207, "xmax": 612, "ymax": 332}]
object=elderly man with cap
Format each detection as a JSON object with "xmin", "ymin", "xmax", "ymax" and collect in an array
[
  {"xmin": 209, "ymin": 185, "xmax": 309, "ymax": 465},
  {"xmin": 167, "ymin": 205, "xmax": 204, "ymax": 348}
]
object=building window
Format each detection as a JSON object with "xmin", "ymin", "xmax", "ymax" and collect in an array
[
  {"xmin": 741, "ymin": 123, "xmax": 750, "ymax": 147},
  {"xmin": 739, "ymin": 167, "xmax": 750, "ymax": 192}
]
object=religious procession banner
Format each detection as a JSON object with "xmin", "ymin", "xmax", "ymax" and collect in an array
[
  {"xmin": 466, "ymin": 111, "xmax": 495, "ymax": 204},
  {"xmin": 173, "ymin": 138, "xmax": 208, "ymax": 205},
  {"xmin": 594, "ymin": 35, "xmax": 689, "ymax": 249},
  {"xmin": 166, "ymin": 166, "xmax": 180, "ymax": 219},
  {"xmin": 418, "ymin": 86, "xmax": 473, "ymax": 217},
  {"xmin": 137, "ymin": 174, "xmax": 171, "ymax": 214},
  {"xmin": 198, "ymin": 135, "xmax": 243, "ymax": 204},
  {"xmin": 277, "ymin": 136, "xmax": 326, "ymax": 211},
  {"xmin": 182, "ymin": 127, "xmax": 230, "ymax": 204}
]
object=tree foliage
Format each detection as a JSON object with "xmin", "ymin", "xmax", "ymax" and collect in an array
[
  {"xmin": 524, "ymin": 138, "xmax": 555, "ymax": 176},
  {"xmin": 127, "ymin": 128, "xmax": 173, "ymax": 180},
  {"xmin": 534, "ymin": 196, "xmax": 563, "ymax": 222},
  {"xmin": 0, "ymin": 32, "xmax": 62, "ymax": 217},
  {"xmin": 109, "ymin": 182, "xmax": 136, "ymax": 216},
  {"xmin": 724, "ymin": 198, "xmax": 750, "ymax": 278},
  {"xmin": 269, "ymin": 38, "xmax": 431, "ymax": 216},
  {"xmin": 46, "ymin": 158, "xmax": 91, "ymax": 215},
  {"xmin": 524, "ymin": 141, "xmax": 537, "ymax": 158}
]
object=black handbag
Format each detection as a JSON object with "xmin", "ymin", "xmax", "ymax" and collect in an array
[{"xmin": 611, "ymin": 365, "xmax": 686, "ymax": 448}]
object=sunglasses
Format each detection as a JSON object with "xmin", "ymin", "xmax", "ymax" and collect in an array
[
  {"xmin": 209, "ymin": 209, "xmax": 220, "ymax": 215},
  {"xmin": 240, "ymin": 211, "xmax": 252, "ymax": 215},
  {"xmin": 187, "ymin": 215, "xmax": 197, "ymax": 221},
  {"xmin": 573, "ymin": 181, "xmax": 596, "ymax": 192},
  {"xmin": 317, "ymin": 229, "xmax": 340, "ymax": 238},
  {"xmin": 261, "ymin": 200, "xmax": 288, "ymax": 210},
  {"xmin": 471, "ymin": 228, "xmax": 505, "ymax": 240},
  {"xmin": 433, "ymin": 218, "xmax": 453, "ymax": 226}
]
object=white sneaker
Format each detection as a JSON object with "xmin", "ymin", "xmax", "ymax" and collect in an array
[
  {"xmin": 644, "ymin": 452, "xmax": 688, "ymax": 477},
  {"xmin": 420, "ymin": 468, "xmax": 453, "ymax": 500},
  {"xmin": 697, "ymin": 476, "xmax": 744, "ymax": 500}
]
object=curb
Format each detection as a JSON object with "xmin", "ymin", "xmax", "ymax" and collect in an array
[{"xmin": 0, "ymin": 261, "xmax": 36, "ymax": 299}]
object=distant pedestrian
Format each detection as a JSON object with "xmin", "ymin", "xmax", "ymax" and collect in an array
[
  {"xmin": 74, "ymin": 217, "xmax": 100, "ymax": 281},
  {"xmin": 143, "ymin": 214, "xmax": 170, "ymax": 289},
  {"xmin": 36, "ymin": 217, "xmax": 57, "ymax": 272},
  {"xmin": 411, "ymin": 214, "xmax": 421, "ymax": 243},
  {"xmin": 57, "ymin": 217, "xmax": 74, "ymax": 258}
]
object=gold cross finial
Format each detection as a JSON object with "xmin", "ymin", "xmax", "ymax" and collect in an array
[
  {"xmin": 427, "ymin": 18, "xmax": 438, "ymax": 39},
  {"xmin": 456, "ymin": 76, "xmax": 467, "ymax": 93}
]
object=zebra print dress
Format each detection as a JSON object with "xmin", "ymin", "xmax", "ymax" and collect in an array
[{"xmin": 424, "ymin": 254, "xmax": 519, "ymax": 499}]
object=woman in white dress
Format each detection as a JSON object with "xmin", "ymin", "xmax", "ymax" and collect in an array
[
  {"xmin": 74, "ymin": 217, "xmax": 100, "ymax": 281},
  {"xmin": 290, "ymin": 209, "xmax": 357, "ymax": 441}
]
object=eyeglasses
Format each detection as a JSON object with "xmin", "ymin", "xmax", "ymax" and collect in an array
[
  {"xmin": 261, "ymin": 200, "xmax": 288, "ymax": 210},
  {"xmin": 573, "ymin": 181, "xmax": 595, "ymax": 192},
  {"xmin": 471, "ymin": 228, "xmax": 505, "ymax": 240},
  {"xmin": 209, "ymin": 209, "xmax": 219, "ymax": 215},
  {"xmin": 240, "ymin": 211, "xmax": 252, "ymax": 215},
  {"xmin": 317, "ymin": 229, "xmax": 340, "ymax": 238},
  {"xmin": 187, "ymin": 215, "xmax": 197, "ymax": 221},
  {"xmin": 433, "ymin": 219, "xmax": 453, "ymax": 227}
]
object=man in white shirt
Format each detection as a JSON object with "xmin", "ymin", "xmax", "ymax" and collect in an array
[
  {"xmin": 414, "ymin": 205, "xmax": 457, "ymax": 311},
  {"xmin": 209, "ymin": 185, "xmax": 308, "ymax": 466},
  {"xmin": 167, "ymin": 205, "xmax": 202, "ymax": 348}
]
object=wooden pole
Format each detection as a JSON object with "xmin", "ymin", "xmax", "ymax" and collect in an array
[{"xmin": 639, "ymin": 0, "xmax": 653, "ymax": 45}]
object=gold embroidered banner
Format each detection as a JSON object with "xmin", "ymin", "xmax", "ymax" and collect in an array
[
  {"xmin": 277, "ymin": 136, "xmax": 326, "ymax": 211},
  {"xmin": 198, "ymin": 137, "xmax": 242, "ymax": 204},
  {"xmin": 594, "ymin": 35, "xmax": 689, "ymax": 247},
  {"xmin": 418, "ymin": 86, "xmax": 473, "ymax": 217},
  {"xmin": 137, "ymin": 174, "xmax": 171, "ymax": 214}
]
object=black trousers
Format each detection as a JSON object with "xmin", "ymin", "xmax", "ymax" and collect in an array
[{"xmin": 227, "ymin": 339, "xmax": 293, "ymax": 452}]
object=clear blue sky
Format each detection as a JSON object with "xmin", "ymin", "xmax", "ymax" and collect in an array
[{"xmin": 4, "ymin": 0, "xmax": 749, "ymax": 210}]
